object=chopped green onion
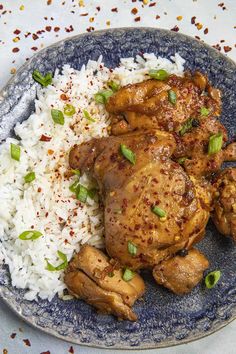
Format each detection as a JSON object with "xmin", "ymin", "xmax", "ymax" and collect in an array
[
  {"xmin": 71, "ymin": 169, "xmax": 80, "ymax": 176},
  {"xmin": 83, "ymin": 109, "xmax": 96, "ymax": 123},
  {"xmin": 46, "ymin": 250, "xmax": 68, "ymax": 271},
  {"xmin": 177, "ymin": 157, "xmax": 187, "ymax": 165},
  {"xmin": 94, "ymin": 89, "xmax": 113, "ymax": 104},
  {"xmin": 168, "ymin": 90, "xmax": 177, "ymax": 105},
  {"xmin": 149, "ymin": 69, "xmax": 169, "ymax": 81},
  {"xmin": 200, "ymin": 107, "xmax": 210, "ymax": 116},
  {"xmin": 64, "ymin": 104, "xmax": 76, "ymax": 116},
  {"xmin": 205, "ymin": 270, "xmax": 221, "ymax": 289},
  {"xmin": 151, "ymin": 206, "xmax": 167, "ymax": 218},
  {"xmin": 122, "ymin": 268, "xmax": 135, "ymax": 282},
  {"xmin": 87, "ymin": 188, "xmax": 97, "ymax": 200},
  {"xmin": 108, "ymin": 272, "xmax": 114, "ymax": 278},
  {"xmin": 10, "ymin": 143, "xmax": 21, "ymax": 161},
  {"xmin": 120, "ymin": 144, "xmax": 136, "ymax": 165},
  {"xmin": 107, "ymin": 81, "xmax": 120, "ymax": 92},
  {"xmin": 76, "ymin": 184, "xmax": 88, "ymax": 203},
  {"xmin": 128, "ymin": 241, "xmax": 137, "ymax": 256},
  {"xmin": 179, "ymin": 118, "xmax": 194, "ymax": 136},
  {"xmin": 208, "ymin": 133, "xmax": 223, "ymax": 155},
  {"xmin": 51, "ymin": 109, "xmax": 65, "ymax": 125},
  {"xmin": 24, "ymin": 171, "xmax": 36, "ymax": 183},
  {"xmin": 19, "ymin": 230, "xmax": 43, "ymax": 241},
  {"xmin": 32, "ymin": 70, "xmax": 52, "ymax": 87},
  {"xmin": 69, "ymin": 180, "xmax": 80, "ymax": 193}
]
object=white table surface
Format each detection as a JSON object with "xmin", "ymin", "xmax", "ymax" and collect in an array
[{"xmin": 0, "ymin": 1, "xmax": 235, "ymax": 353}]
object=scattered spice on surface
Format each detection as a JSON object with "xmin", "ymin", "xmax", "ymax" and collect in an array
[
  {"xmin": 149, "ymin": 2, "xmax": 156, "ymax": 7},
  {"xmin": 14, "ymin": 29, "xmax": 21, "ymax": 35},
  {"xmin": 134, "ymin": 16, "xmax": 141, "ymax": 22},
  {"xmin": 10, "ymin": 332, "xmax": 17, "ymax": 339},
  {"xmin": 204, "ymin": 28, "xmax": 209, "ymax": 34},
  {"xmin": 45, "ymin": 26, "xmax": 52, "ymax": 31},
  {"xmin": 10, "ymin": 68, "xmax": 16, "ymax": 74},
  {"xmin": 13, "ymin": 36, "xmax": 20, "ymax": 42},
  {"xmin": 131, "ymin": 7, "xmax": 138, "ymax": 15},
  {"xmin": 156, "ymin": 15, "xmax": 160, "ymax": 19},
  {"xmin": 54, "ymin": 26, "xmax": 60, "ymax": 32},
  {"xmin": 171, "ymin": 25, "xmax": 179, "ymax": 32},
  {"xmin": 12, "ymin": 47, "xmax": 19, "ymax": 53},
  {"xmin": 111, "ymin": 7, "xmax": 118, "ymax": 12},
  {"xmin": 40, "ymin": 351, "xmax": 50, "ymax": 354},
  {"xmin": 3, "ymin": 349, "xmax": 8, "ymax": 354},
  {"xmin": 19, "ymin": 5, "xmax": 25, "ymax": 11},
  {"xmin": 47, "ymin": 0, "xmax": 52, "ymax": 5},
  {"xmin": 23, "ymin": 339, "xmax": 31, "ymax": 347},
  {"xmin": 106, "ymin": 20, "xmax": 111, "ymax": 26},
  {"xmin": 68, "ymin": 346, "xmax": 74, "ymax": 354},
  {"xmin": 191, "ymin": 16, "xmax": 196, "ymax": 24},
  {"xmin": 224, "ymin": 45, "xmax": 232, "ymax": 52},
  {"xmin": 80, "ymin": 12, "xmax": 88, "ymax": 16},
  {"xmin": 31, "ymin": 46, "xmax": 38, "ymax": 51},
  {"xmin": 176, "ymin": 15, "xmax": 183, "ymax": 21}
]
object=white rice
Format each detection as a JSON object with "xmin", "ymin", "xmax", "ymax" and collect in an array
[{"xmin": 0, "ymin": 53, "xmax": 185, "ymax": 301}]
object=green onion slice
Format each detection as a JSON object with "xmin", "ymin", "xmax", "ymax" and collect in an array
[
  {"xmin": 151, "ymin": 206, "xmax": 167, "ymax": 218},
  {"xmin": 51, "ymin": 109, "xmax": 65, "ymax": 125},
  {"xmin": 19, "ymin": 230, "xmax": 43, "ymax": 241},
  {"xmin": 32, "ymin": 70, "xmax": 52, "ymax": 87},
  {"xmin": 24, "ymin": 171, "xmax": 36, "ymax": 183},
  {"xmin": 122, "ymin": 268, "xmax": 135, "ymax": 282},
  {"xmin": 83, "ymin": 109, "xmax": 96, "ymax": 123},
  {"xmin": 94, "ymin": 89, "xmax": 113, "ymax": 104},
  {"xmin": 46, "ymin": 250, "xmax": 68, "ymax": 271},
  {"xmin": 208, "ymin": 133, "xmax": 223, "ymax": 155},
  {"xmin": 10, "ymin": 143, "xmax": 21, "ymax": 161},
  {"xmin": 168, "ymin": 90, "xmax": 177, "ymax": 105},
  {"xmin": 76, "ymin": 184, "xmax": 88, "ymax": 203},
  {"xmin": 205, "ymin": 270, "xmax": 221, "ymax": 289},
  {"xmin": 120, "ymin": 144, "xmax": 136, "ymax": 165},
  {"xmin": 128, "ymin": 241, "xmax": 137, "ymax": 256},
  {"xmin": 149, "ymin": 69, "xmax": 169, "ymax": 81},
  {"xmin": 87, "ymin": 188, "xmax": 97, "ymax": 200},
  {"xmin": 64, "ymin": 104, "xmax": 76, "ymax": 116},
  {"xmin": 71, "ymin": 169, "xmax": 80, "ymax": 176},
  {"xmin": 200, "ymin": 107, "xmax": 210, "ymax": 116},
  {"xmin": 177, "ymin": 157, "xmax": 187, "ymax": 165},
  {"xmin": 69, "ymin": 180, "xmax": 80, "ymax": 193},
  {"xmin": 179, "ymin": 118, "xmax": 194, "ymax": 136},
  {"xmin": 107, "ymin": 81, "xmax": 120, "ymax": 92}
]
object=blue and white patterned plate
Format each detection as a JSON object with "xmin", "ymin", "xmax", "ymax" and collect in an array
[{"xmin": 0, "ymin": 28, "xmax": 235, "ymax": 349}]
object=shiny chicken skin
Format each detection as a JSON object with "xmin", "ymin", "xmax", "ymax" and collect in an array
[
  {"xmin": 212, "ymin": 168, "xmax": 236, "ymax": 242},
  {"xmin": 153, "ymin": 248, "xmax": 209, "ymax": 295},
  {"xmin": 106, "ymin": 71, "xmax": 221, "ymax": 135},
  {"xmin": 64, "ymin": 245, "xmax": 145, "ymax": 321},
  {"xmin": 69, "ymin": 130, "xmax": 210, "ymax": 270}
]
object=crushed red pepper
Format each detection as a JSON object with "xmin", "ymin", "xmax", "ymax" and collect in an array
[
  {"xmin": 23, "ymin": 339, "xmax": 31, "ymax": 346},
  {"xmin": 68, "ymin": 345, "xmax": 75, "ymax": 353}
]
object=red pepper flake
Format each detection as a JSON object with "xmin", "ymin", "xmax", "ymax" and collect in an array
[
  {"xmin": 0, "ymin": 5, "xmax": 3, "ymax": 10},
  {"xmin": 132, "ymin": 0, "xmax": 137, "ymax": 2},
  {"xmin": 131, "ymin": 8, "xmax": 138, "ymax": 15},
  {"xmin": 45, "ymin": 26, "xmax": 52, "ymax": 32},
  {"xmin": 60, "ymin": 93, "xmax": 68, "ymax": 101},
  {"xmin": 149, "ymin": 2, "xmax": 156, "ymax": 7},
  {"xmin": 31, "ymin": 47, "xmax": 38, "ymax": 51},
  {"xmin": 45, "ymin": 212, "xmax": 49, "ymax": 217},
  {"xmin": 134, "ymin": 16, "xmax": 141, "ymax": 22},
  {"xmin": 40, "ymin": 352, "xmax": 50, "ymax": 354},
  {"xmin": 69, "ymin": 230, "xmax": 74, "ymax": 237},
  {"xmin": 54, "ymin": 27, "xmax": 60, "ymax": 32},
  {"xmin": 86, "ymin": 26, "xmax": 95, "ymax": 32},
  {"xmin": 204, "ymin": 28, "xmax": 208, "ymax": 35},
  {"xmin": 65, "ymin": 25, "xmax": 74, "ymax": 33},
  {"xmin": 32, "ymin": 33, "xmax": 39, "ymax": 40},
  {"xmin": 212, "ymin": 44, "xmax": 221, "ymax": 51},
  {"xmin": 191, "ymin": 16, "xmax": 196, "ymax": 24},
  {"xmin": 223, "ymin": 46, "xmax": 232, "ymax": 53},
  {"xmin": 47, "ymin": 0, "xmax": 52, "ymax": 5},
  {"xmin": 23, "ymin": 339, "xmax": 31, "ymax": 347},
  {"xmin": 156, "ymin": 15, "xmax": 160, "ymax": 19},
  {"xmin": 195, "ymin": 36, "xmax": 200, "ymax": 40},
  {"xmin": 12, "ymin": 47, "xmax": 19, "ymax": 53},
  {"xmin": 68, "ymin": 346, "xmax": 74, "ymax": 354},
  {"xmin": 171, "ymin": 25, "xmax": 179, "ymax": 32},
  {"xmin": 80, "ymin": 12, "xmax": 88, "ymax": 16},
  {"xmin": 96, "ymin": 6, "xmax": 100, "ymax": 11},
  {"xmin": 37, "ymin": 188, "xmax": 42, "ymax": 193},
  {"xmin": 111, "ymin": 7, "xmax": 118, "ymax": 12},
  {"xmin": 40, "ymin": 134, "xmax": 52, "ymax": 142},
  {"xmin": 25, "ymin": 32, "xmax": 31, "ymax": 38},
  {"xmin": 14, "ymin": 29, "xmax": 21, "ymax": 35},
  {"xmin": 10, "ymin": 333, "xmax": 17, "ymax": 339}
]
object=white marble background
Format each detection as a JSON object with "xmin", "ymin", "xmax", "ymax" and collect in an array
[{"xmin": 0, "ymin": 1, "xmax": 235, "ymax": 353}]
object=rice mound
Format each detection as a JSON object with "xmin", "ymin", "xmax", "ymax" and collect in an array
[{"xmin": 0, "ymin": 53, "xmax": 185, "ymax": 301}]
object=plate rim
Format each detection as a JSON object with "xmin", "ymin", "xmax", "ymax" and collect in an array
[{"xmin": 0, "ymin": 27, "xmax": 235, "ymax": 349}]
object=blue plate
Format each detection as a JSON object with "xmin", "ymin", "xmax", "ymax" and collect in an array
[{"xmin": 0, "ymin": 28, "xmax": 235, "ymax": 349}]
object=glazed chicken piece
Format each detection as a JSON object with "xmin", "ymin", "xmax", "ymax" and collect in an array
[
  {"xmin": 173, "ymin": 117, "xmax": 236, "ymax": 177},
  {"xmin": 106, "ymin": 71, "xmax": 221, "ymax": 134},
  {"xmin": 64, "ymin": 245, "xmax": 145, "ymax": 321},
  {"xmin": 69, "ymin": 130, "xmax": 210, "ymax": 270},
  {"xmin": 212, "ymin": 168, "xmax": 236, "ymax": 242},
  {"xmin": 153, "ymin": 248, "xmax": 209, "ymax": 295}
]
